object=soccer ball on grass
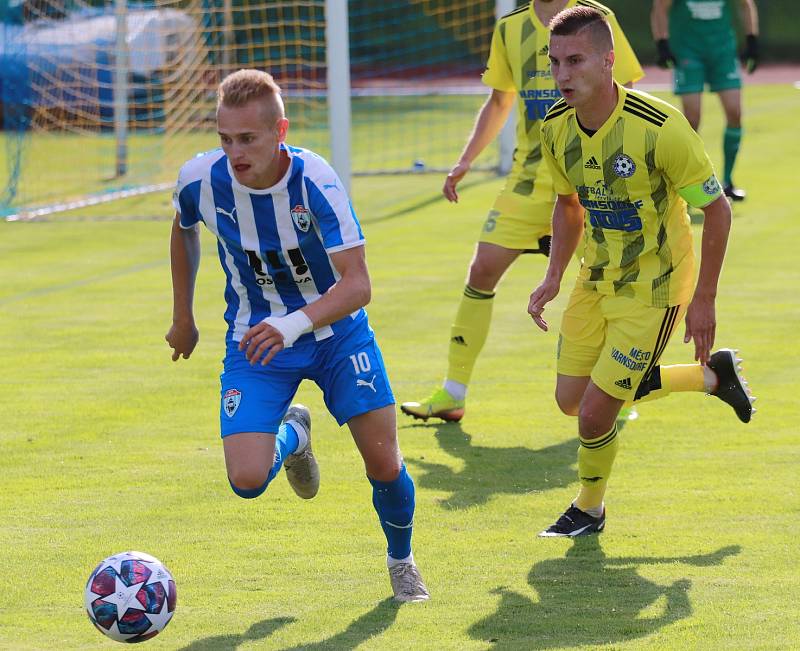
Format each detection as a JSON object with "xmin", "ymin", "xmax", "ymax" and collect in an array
[{"xmin": 84, "ymin": 550, "xmax": 177, "ymax": 642}]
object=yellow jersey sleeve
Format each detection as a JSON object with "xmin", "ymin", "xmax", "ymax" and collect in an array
[
  {"xmin": 607, "ymin": 11, "xmax": 644, "ymax": 85},
  {"xmin": 482, "ymin": 21, "xmax": 516, "ymax": 92},
  {"xmin": 657, "ymin": 114, "xmax": 723, "ymax": 208},
  {"xmin": 540, "ymin": 123, "xmax": 575, "ymax": 195}
]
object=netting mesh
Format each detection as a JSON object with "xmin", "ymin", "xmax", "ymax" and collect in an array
[
  {"xmin": 1, "ymin": 0, "xmax": 329, "ymax": 215},
  {"xmin": 0, "ymin": 0, "xmax": 501, "ymax": 216},
  {"xmin": 349, "ymin": 0, "xmax": 496, "ymax": 173}
]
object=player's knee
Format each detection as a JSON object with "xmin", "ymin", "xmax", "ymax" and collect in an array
[
  {"xmin": 227, "ymin": 469, "xmax": 271, "ymax": 499},
  {"xmin": 577, "ymin": 408, "xmax": 615, "ymax": 440},
  {"xmin": 555, "ymin": 388, "xmax": 580, "ymax": 416},
  {"xmin": 365, "ymin": 457, "xmax": 403, "ymax": 483},
  {"xmin": 467, "ymin": 256, "xmax": 501, "ymax": 290}
]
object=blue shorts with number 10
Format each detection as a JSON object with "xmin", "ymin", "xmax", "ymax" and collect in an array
[{"xmin": 219, "ymin": 317, "xmax": 394, "ymax": 437}]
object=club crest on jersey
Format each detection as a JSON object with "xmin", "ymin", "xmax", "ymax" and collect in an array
[
  {"xmin": 612, "ymin": 154, "xmax": 636, "ymax": 178},
  {"xmin": 703, "ymin": 176, "xmax": 721, "ymax": 195},
  {"xmin": 291, "ymin": 205, "xmax": 311, "ymax": 232},
  {"xmin": 223, "ymin": 389, "xmax": 241, "ymax": 417}
]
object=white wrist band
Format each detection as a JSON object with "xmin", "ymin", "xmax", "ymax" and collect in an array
[{"xmin": 261, "ymin": 310, "xmax": 313, "ymax": 348}]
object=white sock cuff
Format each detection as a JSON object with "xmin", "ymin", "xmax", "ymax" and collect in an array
[
  {"xmin": 443, "ymin": 379, "xmax": 467, "ymax": 401},
  {"xmin": 387, "ymin": 552, "xmax": 414, "ymax": 568},
  {"xmin": 285, "ymin": 419, "xmax": 309, "ymax": 453},
  {"xmin": 574, "ymin": 501, "xmax": 604, "ymax": 519}
]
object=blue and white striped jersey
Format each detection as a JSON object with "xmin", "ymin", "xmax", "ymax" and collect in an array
[{"xmin": 173, "ymin": 144, "xmax": 366, "ymax": 344}]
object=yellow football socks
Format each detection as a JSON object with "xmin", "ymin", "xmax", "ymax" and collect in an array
[
  {"xmin": 574, "ymin": 425, "xmax": 619, "ymax": 513},
  {"xmin": 446, "ymin": 284, "xmax": 495, "ymax": 386},
  {"xmin": 630, "ymin": 363, "xmax": 706, "ymax": 405}
]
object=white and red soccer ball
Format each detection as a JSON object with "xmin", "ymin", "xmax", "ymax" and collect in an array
[{"xmin": 84, "ymin": 551, "xmax": 177, "ymax": 643}]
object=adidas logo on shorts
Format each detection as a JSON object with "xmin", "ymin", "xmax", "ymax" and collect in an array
[{"xmin": 614, "ymin": 377, "xmax": 632, "ymax": 390}]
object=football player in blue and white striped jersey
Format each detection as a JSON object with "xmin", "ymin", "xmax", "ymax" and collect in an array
[{"xmin": 166, "ymin": 69, "xmax": 428, "ymax": 602}]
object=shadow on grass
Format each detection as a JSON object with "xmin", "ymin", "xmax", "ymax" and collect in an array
[
  {"xmin": 405, "ymin": 421, "xmax": 577, "ymax": 509},
  {"xmin": 361, "ymin": 172, "xmax": 501, "ymax": 225},
  {"xmin": 180, "ymin": 599, "xmax": 400, "ymax": 651},
  {"xmin": 277, "ymin": 598, "xmax": 400, "ymax": 651},
  {"xmin": 469, "ymin": 537, "xmax": 741, "ymax": 649},
  {"xmin": 179, "ymin": 616, "xmax": 295, "ymax": 650}
]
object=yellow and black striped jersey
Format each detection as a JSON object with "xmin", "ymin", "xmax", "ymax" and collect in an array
[
  {"xmin": 482, "ymin": 0, "xmax": 643, "ymax": 198},
  {"xmin": 540, "ymin": 84, "xmax": 723, "ymax": 308}
]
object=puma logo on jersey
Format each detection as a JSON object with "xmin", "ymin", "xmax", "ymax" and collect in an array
[
  {"xmin": 216, "ymin": 206, "xmax": 237, "ymax": 222},
  {"xmin": 322, "ymin": 180, "xmax": 339, "ymax": 191},
  {"xmin": 356, "ymin": 375, "xmax": 377, "ymax": 392}
]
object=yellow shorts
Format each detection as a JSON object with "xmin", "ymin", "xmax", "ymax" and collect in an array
[
  {"xmin": 557, "ymin": 284, "xmax": 686, "ymax": 400},
  {"xmin": 478, "ymin": 176, "xmax": 553, "ymax": 250}
]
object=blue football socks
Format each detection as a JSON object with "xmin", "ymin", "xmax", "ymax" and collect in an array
[{"xmin": 369, "ymin": 464, "xmax": 415, "ymax": 561}]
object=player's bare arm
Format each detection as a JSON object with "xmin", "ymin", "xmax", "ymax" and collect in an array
[
  {"xmin": 650, "ymin": 0, "xmax": 672, "ymax": 40},
  {"xmin": 739, "ymin": 0, "xmax": 759, "ymax": 73},
  {"xmin": 651, "ymin": 0, "xmax": 676, "ymax": 69},
  {"xmin": 528, "ymin": 193, "xmax": 584, "ymax": 331},
  {"xmin": 241, "ymin": 245, "xmax": 371, "ymax": 366},
  {"xmin": 740, "ymin": 0, "xmax": 759, "ymax": 36},
  {"xmin": 443, "ymin": 88, "xmax": 515, "ymax": 203},
  {"xmin": 166, "ymin": 212, "xmax": 200, "ymax": 361},
  {"xmin": 684, "ymin": 195, "xmax": 731, "ymax": 364}
]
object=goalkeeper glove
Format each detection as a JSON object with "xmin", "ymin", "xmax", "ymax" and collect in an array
[
  {"xmin": 656, "ymin": 39, "xmax": 677, "ymax": 69},
  {"xmin": 740, "ymin": 34, "xmax": 759, "ymax": 74}
]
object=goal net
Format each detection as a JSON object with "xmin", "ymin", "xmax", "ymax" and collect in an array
[
  {"xmin": 1, "ymin": 0, "xmax": 503, "ymax": 219},
  {"xmin": 348, "ymin": 0, "xmax": 498, "ymax": 175}
]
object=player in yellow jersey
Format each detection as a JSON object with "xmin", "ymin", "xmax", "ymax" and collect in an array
[
  {"xmin": 401, "ymin": 0, "xmax": 642, "ymax": 424},
  {"xmin": 528, "ymin": 6, "xmax": 755, "ymax": 536}
]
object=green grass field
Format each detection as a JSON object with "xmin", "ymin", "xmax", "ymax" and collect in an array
[{"xmin": 1, "ymin": 84, "xmax": 799, "ymax": 650}]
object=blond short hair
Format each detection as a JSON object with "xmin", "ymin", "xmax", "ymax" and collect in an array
[{"xmin": 217, "ymin": 69, "xmax": 284, "ymax": 121}]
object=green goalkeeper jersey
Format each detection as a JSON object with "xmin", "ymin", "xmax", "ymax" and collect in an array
[{"xmin": 669, "ymin": 0, "xmax": 736, "ymax": 48}]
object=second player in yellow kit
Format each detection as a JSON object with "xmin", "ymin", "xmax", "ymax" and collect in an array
[
  {"xmin": 401, "ymin": 0, "xmax": 642, "ymax": 423},
  {"xmin": 481, "ymin": 0, "xmax": 642, "ymax": 250}
]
